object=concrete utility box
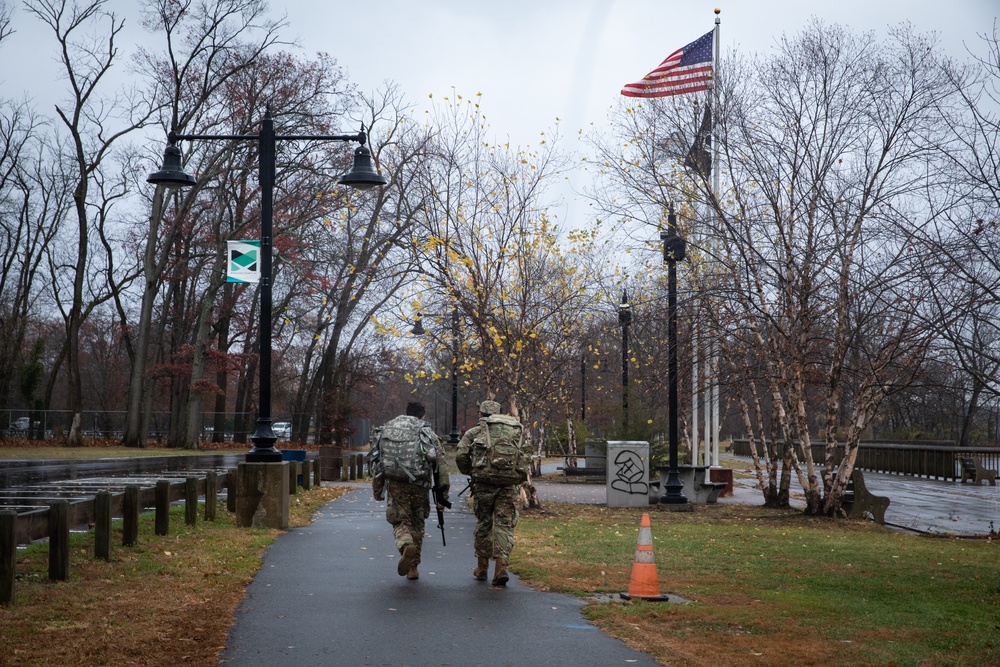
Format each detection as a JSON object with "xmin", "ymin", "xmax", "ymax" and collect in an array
[{"xmin": 606, "ymin": 441, "xmax": 651, "ymax": 508}]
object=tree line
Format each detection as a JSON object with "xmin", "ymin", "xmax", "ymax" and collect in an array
[{"xmin": 1, "ymin": 2, "xmax": 998, "ymax": 514}]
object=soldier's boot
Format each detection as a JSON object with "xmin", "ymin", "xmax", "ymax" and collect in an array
[
  {"xmin": 492, "ymin": 558, "xmax": 509, "ymax": 587},
  {"xmin": 397, "ymin": 544, "xmax": 418, "ymax": 577},
  {"xmin": 407, "ymin": 563, "xmax": 419, "ymax": 580},
  {"xmin": 473, "ymin": 556, "xmax": 489, "ymax": 581}
]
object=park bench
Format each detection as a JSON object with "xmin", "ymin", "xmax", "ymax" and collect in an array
[
  {"xmin": 842, "ymin": 468, "xmax": 890, "ymax": 524},
  {"xmin": 558, "ymin": 452, "xmax": 606, "ymax": 483},
  {"xmin": 559, "ymin": 464, "xmax": 606, "ymax": 483},
  {"xmin": 958, "ymin": 457, "xmax": 997, "ymax": 486},
  {"xmin": 655, "ymin": 465, "xmax": 726, "ymax": 504}
]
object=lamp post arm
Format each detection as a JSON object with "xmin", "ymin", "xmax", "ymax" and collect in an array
[{"xmin": 167, "ymin": 130, "xmax": 368, "ymax": 146}]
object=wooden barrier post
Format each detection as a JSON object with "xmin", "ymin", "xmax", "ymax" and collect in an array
[
  {"xmin": 205, "ymin": 472, "xmax": 217, "ymax": 521},
  {"xmin": 313, "ymin": 459, "xmax": 321, "ymax": 487},
  {"xmin": 1, "ymin": 510, "xmax": 15, "ymax": 606},
  {"xmin": 185, "ymin": 477, "xmax": 198, "ymax": 526},
  {"xmin": 289, "ymin": 463, "xmax": 298, "ymax": 495},
  {"xmin": 227, "ymin": 468, "xmax": 238, "ymax": 513},
  {"xmin": 49, "ymin": 500, "xmax": 69, "ymax": 581},
  {"xmin": 123, "ymin": 485, "xmax": 139, "ymax": 547},
  {"xmin": 155, "ymin": 480, "xmax": 170, "ymax": 536},
  {"xmin": 94, "ymin": 491, "xmax": 111, "ymax": 561},
  {"xmin": 302, "ymin": 461, "xmax": 312, "ymax": 490}
]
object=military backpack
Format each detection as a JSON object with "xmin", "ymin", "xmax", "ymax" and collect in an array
[
  {"xmin": 371, "ymin": 415, "xmax": 437, "ymax": 485},
  {"xmin": 468, "ymin": 414, "xmax": 527, "ymax": 485}
]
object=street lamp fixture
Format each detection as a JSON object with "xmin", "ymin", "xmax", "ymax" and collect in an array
[
  {"xmin": 410, "ymin": 309, "xmax": 462, "ymax": 444},
  {"xmin": 148, "ymin": 109, "xmax": 387, "ymax": 462},
  {"xmin": 659, "ymin": 203, "xmax": 688, "ymax": 504}
]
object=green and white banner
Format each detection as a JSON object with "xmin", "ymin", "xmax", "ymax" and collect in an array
[{"xmin": 227, "ymin": 240, "xmax": 261, "ymax": 283}]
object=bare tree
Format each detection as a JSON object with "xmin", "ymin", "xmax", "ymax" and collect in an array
[
  {"xmin": 915, "ymin": 20, "xmax": 1000, "ymax": 446},
  {"xmin": 590, "ymin": 20, "xmax": 958, "ymax": 514},
  {"xmin": 0, "ymin": 0, "xmax": 12, "ymax": 44},
  {"xmin": 406, "ymin": 91, "xmax": 600, "ymax": 469},
  {"xmin": 121, "ymin": 0, "xmax": 286, "ymax": 447},
  {"xmin": 27, "ymin": 0, "xmax": 161, "ymax": 445},
  {"xmin": 0, "ymin": 100, "xmax": 66, "ymax": 413},
  {"xmin": 280, "ymin": 86, "xmax": 433, "ymax": 446}
]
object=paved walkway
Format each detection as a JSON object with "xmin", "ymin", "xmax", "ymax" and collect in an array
[
  {"xmin": 221, "ymin": 467, "xmax": 998, "ymax": 666},
  {"xmin": 220, "ymin": 475, "xmax": 659, "ymax": 667},
  {"xmin": 724, "ymin": 461, "xmax": 999, "ymax": 536},
  {"xmin": 536, "ymin": 463, "xmax": 1000, "ymax": 536}
]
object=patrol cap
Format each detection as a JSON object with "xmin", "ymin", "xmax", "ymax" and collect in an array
[{"xmin": 478, "ymin": 400, "xmax": 502, "ymax": 415}]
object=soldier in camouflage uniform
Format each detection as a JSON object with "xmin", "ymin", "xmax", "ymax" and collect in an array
[
  {"xmin": 455, "ymin": 400, "xmax": 523, "ymax": 587},
  {"xmin": 372, "ymin": 402, "xmax": 450, "ymax": 580}
]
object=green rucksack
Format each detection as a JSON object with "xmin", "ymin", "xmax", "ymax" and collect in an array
[
  {"xmin": 469, "ymin": 414, "xmax": 527, "ymax": 485},
  {"xmin": 373, "ymin": 415, "xmax": 437, "ymax": 485}
]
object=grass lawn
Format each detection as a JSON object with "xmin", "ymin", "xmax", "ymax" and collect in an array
[{"xmin": 513, "ymin": 501, "xmax": 999, "ymax": 667}]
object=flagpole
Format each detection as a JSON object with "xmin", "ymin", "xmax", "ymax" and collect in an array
[{"xmin": 710, "ymin": 9, "xmax": 722, "ymax": 468}]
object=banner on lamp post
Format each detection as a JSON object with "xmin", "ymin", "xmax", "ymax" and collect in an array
[{"xmin": 226, "ymin": 240, "xmax": 261, "ymax": 283}]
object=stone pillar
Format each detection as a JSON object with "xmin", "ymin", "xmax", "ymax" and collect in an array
[
  {"xmin": 606, "ymin": 441, "xmax": 651, "ymax": 508},
  {"xmin": 236, "ymin": 462, "xmax": 289, "ymax": 529}
]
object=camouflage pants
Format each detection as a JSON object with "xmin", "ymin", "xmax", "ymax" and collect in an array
[
  {"xmin": 472, "ymin": 482, "xmax": 519, "ymax": 560},
  {"xmin": 385, "ymin": 481, "xmax": 430, "ymax": 564}
]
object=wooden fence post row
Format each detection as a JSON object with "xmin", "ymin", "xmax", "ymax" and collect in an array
[
  {"xmin": 48, "ymin": 500, "xmax": 69, "ymax": 582},
  {"xmin": 94, "ymin": 491, "xmax": 111, "ymax": 561},
  {"xmin": 185, "ymin": 477, "xmax": 198, "ymax": 527},
  {"xmin": 155, "ymin": 480, "xmax": 170, "ymax": 536},
  {"xmin": 0, "ymin": 470, "xmax": 230, "ymax": 603},
  {"xmin": 0, "ymin": 465, "xmax": 335, "ymax": 604},
  {"xmin": 123, "ymin": 485, "xmax": 139, "ymax": 547},
  {"xmin": 206, "ymin": 472, "xmax": 217, "ymax": 521},
  {"xmin": 1, "ymin": 511, "xmax": 15, "ymax": 606}
]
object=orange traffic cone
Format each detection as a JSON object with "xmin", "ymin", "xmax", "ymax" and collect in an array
[{"xmin": 619, "ymin": 513, "xmax": 671, "ymax": 601}]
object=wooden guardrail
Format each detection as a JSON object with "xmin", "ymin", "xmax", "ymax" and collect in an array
[
  {"xmin": 319, "ymin": 448, "xmax": 369, "ymax": 481},
  {"xmin": 1, "ymin": 458, "xmax": 323, "ymax": 606},
  {"xmin": 729, "ymin": 439, "xmax": 1000, "ymax": 480}
]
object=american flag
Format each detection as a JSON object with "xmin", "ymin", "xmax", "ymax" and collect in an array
[{"xmin": 621, "ymin": 31, "xmax": 714, "ymax": 98}]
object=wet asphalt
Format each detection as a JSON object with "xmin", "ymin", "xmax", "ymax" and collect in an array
[
  {"xmin": 219, "ymin": 474, "xmax": 659, "ymax": 667},
  {"xmin": 220, "ymin": 466, "xmax": 999, "ymax": 666}
]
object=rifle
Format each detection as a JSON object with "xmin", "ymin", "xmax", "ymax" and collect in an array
[{"xmin": 432, "ymin": 483, "xmax": 452, "ymax": 546}]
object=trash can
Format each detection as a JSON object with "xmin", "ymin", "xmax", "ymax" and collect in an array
[{"xmin": 282, "ymin": 449, "xmax": 307, "ymax": 486}]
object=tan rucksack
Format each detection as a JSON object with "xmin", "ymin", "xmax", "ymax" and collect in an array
[{"xmin": 468, "ymin": 414, "xmax": 527, "ymax": 485}]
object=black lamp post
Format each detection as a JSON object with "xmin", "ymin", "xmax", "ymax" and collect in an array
[
  {"xmin": 410, "ymin": 308, "xmax": 461, "ymax": 444},
  {"xmin": 659, "ymin": 203, "xmax": 688, "ymax": 504},
  {"xmin": 148, "ymin": 109, "xmax": 386, "ymax": 462},
  {"xmin": 618, "ymin": 290, "xmax": 631, "ymax": 435}
]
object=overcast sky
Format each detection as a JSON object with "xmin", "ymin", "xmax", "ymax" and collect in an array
[
  {"xmin": 1, "ymin": 0, "xmax": 996, "ymax": 225},
  {"xmin": 285, "ymin": 0, "xmax": 997, "ymax": 146},
  {"xmin": 3, "ymin": 1, "xmax": 996, "ymax": 141}
]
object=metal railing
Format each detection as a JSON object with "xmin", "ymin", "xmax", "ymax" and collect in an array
[{"xmin": 729, "ymin": 439, "xmax": 1000, "ymax": 480}]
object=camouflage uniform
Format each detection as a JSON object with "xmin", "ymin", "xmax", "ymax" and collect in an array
[
  {"xmin": 372, "ymin": 419, "xmax": 449, "ymax": 578},
  {"xmin": 456, "ymin": 400, "xmax": 523, "ymax": 586},
  {"xmin": 466, "ymin": 479, "xmax": 519, "ymax": 560}
]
